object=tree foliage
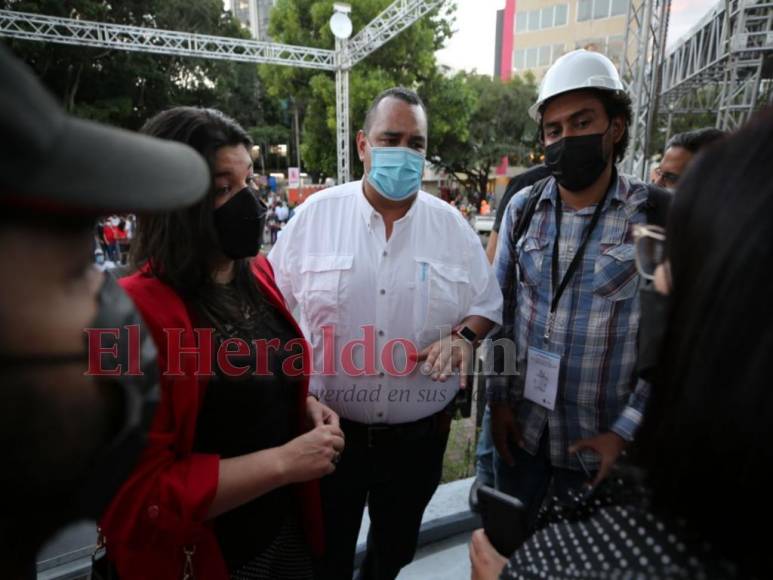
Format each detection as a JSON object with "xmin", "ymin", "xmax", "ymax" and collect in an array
[
  {"xmin": 427, "ymin": 71, "xmax": 539, "ymax": 207},
  {"xmin": 2, "ymin": 0, "xmax": 270, "ymax": 131}
]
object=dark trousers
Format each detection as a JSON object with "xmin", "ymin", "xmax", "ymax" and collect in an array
[
  {"xmin": 315, "ymin": 415, "xmax": 450, "ymax": 580},
  {"xmin": 494, "ymin": 430, "xmax": 589, "ymax": 531}
]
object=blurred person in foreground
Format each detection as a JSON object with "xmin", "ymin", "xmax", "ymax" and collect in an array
[
  {"xmin": 100, "ymin": 107, "xmax": 343, "ymax": 580},
  {"xmin": 0, "ymin": 46, "xmax": 209, "ymax": 578},
  {"xmin": 471, "ymin": 108, "xmax": 773, "ymax": 579}
]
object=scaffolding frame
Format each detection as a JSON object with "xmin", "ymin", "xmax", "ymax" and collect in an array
[{"xmin": 660, "ymin": 1, "xmax": 773, "ymax": 135}]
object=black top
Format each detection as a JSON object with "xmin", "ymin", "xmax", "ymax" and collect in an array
[
  {"xmin": 493, "ymin": 165, "xmax": 552, "ymax": 233},
  {"xmin": 192, "ymin": 282, "xmax": 303, "ymax": 571}
]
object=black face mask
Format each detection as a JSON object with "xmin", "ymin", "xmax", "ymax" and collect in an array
[
  {"xmin": 637, "ymin": 285, "xmax": 671, "ymax": 383},
  {"xmin": 213, "ymin": 187, "xmax": 267, "ymax": 259},
  {"xmin": 0, "ymin": 275, "xmax": 159, "ymax": 523},
  {"xmin": 545, "ymin": 125, "xmax": 612, "ymax": 192}
]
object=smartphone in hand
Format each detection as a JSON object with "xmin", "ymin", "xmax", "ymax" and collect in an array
[{"xmin": 471, "ymin": 485, "xmax": 528, "ymax": 556}]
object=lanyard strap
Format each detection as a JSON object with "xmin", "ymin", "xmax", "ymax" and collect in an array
[{"xmin": 546, "ymin": 185, "xmax": 611, "ymax": 339}]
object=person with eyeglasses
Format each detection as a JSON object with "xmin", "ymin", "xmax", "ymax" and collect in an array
[
  {"xmin": 650, "ymin": 127, "xmax": 726, "ymax": 191},
  {"xmin": 99, "ymin": 107, "xmax": 344, "ymax": 580},
  {"xmin": 471, "ymin": 105, "xmax": 773, "ymax": 580}
]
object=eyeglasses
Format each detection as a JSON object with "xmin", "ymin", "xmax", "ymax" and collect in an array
[
  {"xmin": 633, "ymin": 224, "xmax": 666, "ymax": 281},
  {"xmin": 652, "ymin": 166, "xmax": 680, "ymax": 187}
]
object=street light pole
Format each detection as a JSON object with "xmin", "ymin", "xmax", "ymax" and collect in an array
[{"xmin": 331, "ymin": 3, "xmax": 353, "ymax": 185}]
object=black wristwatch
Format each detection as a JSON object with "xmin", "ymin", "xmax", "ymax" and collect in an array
[{"xmin": 453, "ymin": 324, "xmax": 477, "ymax": 346}]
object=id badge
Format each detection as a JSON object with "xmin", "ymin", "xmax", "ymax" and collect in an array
[{"xmin": 523, "ymin": 347, "xmax": 561, "ymax": 411}]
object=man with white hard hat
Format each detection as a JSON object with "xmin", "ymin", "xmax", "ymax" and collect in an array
[{"xmin": 484, "ymin": 49, "xmax": 668, "ymax": 527}]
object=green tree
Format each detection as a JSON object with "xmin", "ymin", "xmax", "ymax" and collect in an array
[
  {"xmin": 428, "ymin": 72, "xmax": 538, "ymax": 208},
  {"xmin": 2, "ymin": 0, "xmax": 274, "ymax": 131},
  {"xmin": 260, "ymin": 0, "xmax": 455, "ymax": 178}
]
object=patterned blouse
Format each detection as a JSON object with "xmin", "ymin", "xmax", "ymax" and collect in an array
[{"xmin": 501, "ymin": 474, "xmax": 739, "ymax": 579}]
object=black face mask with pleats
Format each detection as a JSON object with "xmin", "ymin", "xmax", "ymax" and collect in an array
[
  {"xmin": 213, "ymin": 187, "xmax": 267, "ymax": 259},
  {"xmin": 545, "ymin": 125, "xmax": 611, "ymax": 192}
]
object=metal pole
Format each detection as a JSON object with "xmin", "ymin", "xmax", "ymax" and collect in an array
[
  {"xmin": 630, "ymin": 0, "xmax": 655, "ymax": 178},
  {"xmin": 293, "ymin": 99, "xmax": 302, "ymax": 171},
  {"xmin": 335, "ymin": 36, "xmax": 351, "ymax": 184}
]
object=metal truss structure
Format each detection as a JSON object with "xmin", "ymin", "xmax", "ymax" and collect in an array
[
  {"xmin": 660, "ymin": 0, "xmax": 773, "ymax": 134},
  {"xmin": 620, "ymin": 0, "xmax": 672, "ymax": 179},
  {"xmin": 0, "ymin": 9, "xmax": 335, "ymax": 70},
  {"xmin": 335, "ymin": 36, "xmax": 352, "ymax": 186},
  {"xmin": 0, "ymin": 1, "xmax": 446, "ymax": 184},
  {"xmin": 347, "ymin": 0, "xmax": 445, "ymax": 65}
]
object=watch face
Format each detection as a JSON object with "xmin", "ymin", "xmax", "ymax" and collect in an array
[{"xmin": 459, "ymin": 326, "xmax": 477, "ymax": 343}]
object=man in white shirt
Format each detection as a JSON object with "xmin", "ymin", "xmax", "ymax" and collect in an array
[{"xmin": 269, "ymin": 87, "xmax": 502, "ymax": 580}]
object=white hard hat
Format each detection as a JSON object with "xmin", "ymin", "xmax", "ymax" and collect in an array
[{"xmin": 529, "ymin": 49, "xmax": 625, "ymax": 121}]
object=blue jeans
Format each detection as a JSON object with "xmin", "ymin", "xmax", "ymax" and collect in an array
[
  {"xmin": 474, "ymin": 404, "xmax": 496, "ymax": 486},
  {"xmin": 494, "ymin": 429, "xmax": 589, "ymax": 531}
]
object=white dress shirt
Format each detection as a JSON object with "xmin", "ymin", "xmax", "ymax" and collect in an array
[{"xmin": 269, "ymin": 180, "xmax": 503, "ymax": 424}]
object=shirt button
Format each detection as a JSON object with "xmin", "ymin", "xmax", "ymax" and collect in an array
[
  {"xmin": 378, "ymin": 330, "xmax": 384, "ymax": 337},
  {"xmin": 380, "ymin": 289, "xmax": 386, "ymax": 295},
  {"xmin": 377, "ymin": 412, "xmax": 384, "ymax": 419},
  {"xmin": 379, "ymin": 371, "xmax": 385, "ymax": 377},
  {"xmin": 382, "ymin": 251, "xmax": 388, "ymax": 257},
  {"xmin": 147, "ymin": 505, "xmax": 159, "ymax": 519}
]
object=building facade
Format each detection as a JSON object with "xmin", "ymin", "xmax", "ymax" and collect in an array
[
  {"xmin": 495, "ymin": 0, "xmax": 635, "ymax": 81},
  {"xmin": 227, "ymin": 0, "xmax": 275, "ymax": 40}
]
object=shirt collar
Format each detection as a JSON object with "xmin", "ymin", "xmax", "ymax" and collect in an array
[
  {"xmin": 356, "ymin": 180, "xmax": 376, "ymax": 227},
  {"xmin": 356, "ymin": 179, "xmax": 421, "ymax": 228}
]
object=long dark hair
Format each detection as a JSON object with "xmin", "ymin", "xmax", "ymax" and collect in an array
[
  {"xmin": 634, "ymin": 108, "xmax": 773, "ymax": 576},
  {"xmin": 130, "ymin": 107, "xmax": 263, "ymax": 325}
]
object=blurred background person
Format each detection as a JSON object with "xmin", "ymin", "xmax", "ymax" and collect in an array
[{"xmin": 650, "ymin": 127, "xmax": 726, "ymax": 190}]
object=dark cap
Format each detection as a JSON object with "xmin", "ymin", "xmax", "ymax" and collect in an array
[{"xmin": 0, "ymin": 45, "xmax": 210, "ymax": 213}]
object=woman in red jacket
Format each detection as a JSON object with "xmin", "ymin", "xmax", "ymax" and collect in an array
[{"xmin": 100, "ymin": 107, "xmax": 344, "ymax": 580}]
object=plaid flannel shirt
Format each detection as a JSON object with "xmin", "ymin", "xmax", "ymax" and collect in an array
[{"xmin": 486, "ymin": 172, "xmax": 651, "ymax": 469}]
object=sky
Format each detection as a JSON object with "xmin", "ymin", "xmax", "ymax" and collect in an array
[{"xmin": 435, "ymin": 0, "xmax": 720, "ymax": 76}]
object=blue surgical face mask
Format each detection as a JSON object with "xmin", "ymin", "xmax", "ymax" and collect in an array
[{"xmin": 366, "ymin": 144, "xmax": 425, "ymax": 201}]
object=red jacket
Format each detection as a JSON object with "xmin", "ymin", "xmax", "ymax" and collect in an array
[{"xmin": 100, "ymin": 256, "xmax": 323, "ymax": 579}]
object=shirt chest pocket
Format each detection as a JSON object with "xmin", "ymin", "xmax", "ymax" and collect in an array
[
  {"xmin": 298, "ymin": 254, "xmax": 353, "ymax": 334},
  {"xmin": 593, "ymin": 243, "xmax": 639, "ymax": 301},
  {"xmin": 414, "ymin": 258, "xmax": 470, "ymax": 343},
  {"xmin": 517, "ymin": 236, "xmax": 549, "ymax": 288}
]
